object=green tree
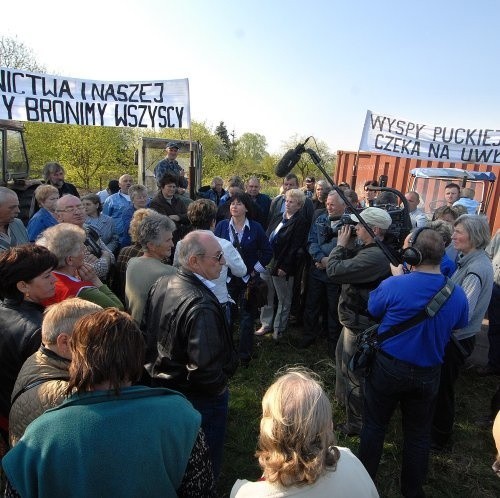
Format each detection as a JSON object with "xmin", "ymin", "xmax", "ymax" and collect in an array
[
  {"xmin": 25, "ymin": 123, "xmax": 136, "ymax": 191},
  {"xmin": 280, "ymin": 135, "xmax": 335, "ymax": 185},
  {"xmin": 0, "ymin": 36, "xmax": 46, "ymax": 72},
  {"xmin": 235, "ymin": 132, "xmax": 268, "ymax": 163},
  {"xmin": 59, "ymin": 126, "xmax": 136, "ymax": 191},
  {"xmin": 215, "ymin": 121, "xmax": 232, "ymax": 159}
]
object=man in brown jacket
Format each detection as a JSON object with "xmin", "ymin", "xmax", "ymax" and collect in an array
[{"xmin": 9, "ymin": 298, "xmax": 101, "ymax": 446}]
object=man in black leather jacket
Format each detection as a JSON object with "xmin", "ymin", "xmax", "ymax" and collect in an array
[{"xmin": 142, "ymin": 230, "xmax": 238, "ymax": 481}]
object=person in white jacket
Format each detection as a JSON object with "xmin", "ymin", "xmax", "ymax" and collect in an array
[
  {"xmin": 173, "ymin": 199, "xmax": 246, "ymax": 322},
  {"xmin": 230, "ymin": 368, "xmax": 379, "ymax": 498}
]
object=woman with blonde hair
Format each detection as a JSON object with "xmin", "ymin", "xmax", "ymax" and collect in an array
[
  {"xmin": 27, "ymin": 184, "xmax": 59, "ymax": 241},
  {"xmin": 231, "ymin": 368, "xmax": 378, "ymax": 497},
  {"xmin": 257, "ymin": 188, "xmax": 309, "ymax": 341}
]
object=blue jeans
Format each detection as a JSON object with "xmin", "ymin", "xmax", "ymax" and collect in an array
[
  {"xmin": 188, "ymin": 388, "xmax": 229, "ymax": 481},
  {"xmin": 358, "ymin": 352, "xmax": 441, "ymax": 498}
]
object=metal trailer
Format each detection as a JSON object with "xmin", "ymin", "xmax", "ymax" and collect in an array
[
  {"xmin": 0, "ymin": 119, "xmax": 41, "ymax": 224},
  {"xmin": 135, "ymin": 137, "xmax": 203, "ymax": 199},
  {"xmin": 335, "ymin": 150, "xmax": 500, "ymax": 233}
]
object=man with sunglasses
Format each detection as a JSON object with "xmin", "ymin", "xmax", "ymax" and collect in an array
[{"xmin": 143, "ymin": 230, "xmax": 239, "ymax": 481}]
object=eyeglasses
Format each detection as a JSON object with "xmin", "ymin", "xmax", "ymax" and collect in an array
[
  {"xmin": 58, "ymin": 205, "xmax": 85, "ymax": 213},
  {"xmin": 198, "ymin": 251, "xmax": 224, "ymax": 262}
]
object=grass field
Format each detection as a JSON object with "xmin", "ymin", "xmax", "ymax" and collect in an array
[{"xmin": 218, "ymin": 325, "xmax": 500, "ymax": 498}]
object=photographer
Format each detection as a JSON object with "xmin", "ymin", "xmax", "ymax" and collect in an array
[
  {"xmin": 326, "ymin": 207, "xmax": 392, "ymax": 436},
  {"xmin": 358, "ymin": 228, "xmax": 468, "ymax": 497}
]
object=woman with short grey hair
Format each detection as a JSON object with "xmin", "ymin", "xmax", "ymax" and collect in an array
[
  {"xmin": 125, "ymin": 214, "xmax": 176, "ymax": 324},
  {"xmin": 432, "ymin": 214, "xmax": 494, "ymax": 450},
  {"xmin": 37, "ymin": 223, "xmax": 123, "ymax": 310}
]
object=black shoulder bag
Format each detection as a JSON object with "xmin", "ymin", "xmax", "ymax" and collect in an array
[{"xmin": 349, "ymin": 278, "xmax": 455, "ymax": 376}]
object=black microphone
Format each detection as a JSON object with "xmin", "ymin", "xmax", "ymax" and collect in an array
[
  {"xmin": 305, "ymin": 148, "xmax": 322, "ymax": 166},
  {"xmin": 275, "ymin": 140, "xmax": 309, "ymax": 177}
]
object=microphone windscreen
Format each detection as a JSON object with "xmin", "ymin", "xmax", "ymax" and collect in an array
[{"xmin": 275, "ymin": 149, "xmax": 301, "ymax": 177}]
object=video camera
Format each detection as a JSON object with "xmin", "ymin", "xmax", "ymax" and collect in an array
[{"xmin": 320, "ymin": 187, "xmax": 412, "ymax": 259}]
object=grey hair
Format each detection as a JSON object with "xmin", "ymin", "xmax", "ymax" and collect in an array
[
  {"xmin": 427, "ymin": 219, "xmax": 453, "ymax": 247},
  {"xmin": 177, "ymin": 230, "xmax": 214, "ymax": 268},
  {"xmin": 136, "ymin": 214, "xmax": 176, "ymax": 250},
  {"xmin": 128, "ymin": 184, "xmax": 148, "ymax": 200},
  {"xmin": 454, "ymin": 214, "xmax": 491, "ymax": 250},
  {"xmin": 42, "ymin": 298, "xmax": 102, "ymax": 344},
  {"xmin": 36, "ymin": 223, "xmax": 86, "ymax": 268},
  {"xmin": 42, "ymin": 162, "xmax": 64, "ymax": 182},
  {"xmin": 327, "ymin": 190, "xmax": 346, "ymax": 205},
  {"xmin": 0, "ymin": 186, "xmax": 18, "ymax": 204}
]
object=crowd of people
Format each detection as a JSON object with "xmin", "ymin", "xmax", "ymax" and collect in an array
[{"xmin": 0, "ymin": 146, "xmax": 499, "ymax": 497}]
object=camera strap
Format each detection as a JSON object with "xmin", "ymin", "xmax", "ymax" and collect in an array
[{"xmin": 376, "ymin": 277, "xmax": 455, "ymax": 345}]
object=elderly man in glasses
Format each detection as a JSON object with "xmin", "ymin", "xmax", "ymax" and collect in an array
[
  {"xmin": 143, "ymin": 230, "xmax": 239, "ymax": 481},
  {"xmin": 54, "ymin": 195, "xmax": 115, "ymax": 282}
]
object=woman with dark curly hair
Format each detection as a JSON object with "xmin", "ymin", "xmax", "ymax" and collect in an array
[
  {"xmin": 230, "ymin": 368, "xmax": 378, "ymax": 497},
  {"xmin": 214, "ymin": 192, "xmax": 272, "ymax": 366},
  {"xmin": 0, "ymin": 244, "xmax": 57, "ymax": 449}
]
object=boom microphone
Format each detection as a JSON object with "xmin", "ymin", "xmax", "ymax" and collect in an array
[{"xmin": 275, "ymin": 137, "xmax": 311, "ymax": 177}]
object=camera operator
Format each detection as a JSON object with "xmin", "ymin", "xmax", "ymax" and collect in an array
[
  {"xmin": 358, "ymin": 228, "xmax": 468, "ymax": 497},
  {"xmin": 325, "ymin": 207, "xmax": 393, "ymax": 436},
  {"xmin": 298, "ymin": 191, "xmax": 345, "ymax": 357}
]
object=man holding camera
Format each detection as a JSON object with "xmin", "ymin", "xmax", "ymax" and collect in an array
[{"xmin": 326, "ymin": 207, "xmax": 392, "ymax": 436}]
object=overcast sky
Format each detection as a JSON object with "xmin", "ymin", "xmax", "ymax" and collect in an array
[{"xmin": 3, "ymin": 0, "xmax": 500, "ymax": 155}]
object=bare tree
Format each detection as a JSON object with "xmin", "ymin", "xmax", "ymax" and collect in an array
[{"xmin": 0, "ymin": 36, "xmax": 45, "ymax": 72}]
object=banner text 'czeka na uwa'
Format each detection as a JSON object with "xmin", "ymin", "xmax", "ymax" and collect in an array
[
  {"xmin": 0, "ymin": 67, "xmax": 190, "ymax": 129},
  {"xmin": 359, "ymin": 110, "xmax": 500, "ymax": 166}
]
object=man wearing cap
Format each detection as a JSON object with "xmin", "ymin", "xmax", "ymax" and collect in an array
[
  {"xmin": 302, "ymin": 176, "xmax": 315, "ymax": 198},
  {"xmin": 154, "ymin": 143, "xmax": 188, "ymax": 191},
  {"xmin": 326, "ymin": 207, "xmax": 393, "ymax": 436}
]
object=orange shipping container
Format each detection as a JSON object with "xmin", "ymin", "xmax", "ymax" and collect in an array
[{"xmin": 335, "ymin": 151, "xmax": 500, "ymax": 234}]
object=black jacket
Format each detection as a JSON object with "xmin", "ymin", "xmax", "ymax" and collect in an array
[
  {"xmin": 266, "ymin": 211, "xmax": 309, "ymax": 277},
  {"xmin": 142, "ymin": 268, "xmax": 238, "ymax": 396},
  {"xmin": 0, "ymin": 299, "xmax": 44, "ymax": 419}
]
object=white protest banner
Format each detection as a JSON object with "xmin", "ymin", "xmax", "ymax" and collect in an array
[
  {"xmin": 359, "ymin": 110, "xmax": 500, "ymax": 166},
  {"xmin": 0, "ymin": 67, "xmax": 190, "ymax": 129}
]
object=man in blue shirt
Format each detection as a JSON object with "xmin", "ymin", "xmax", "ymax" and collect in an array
[
  {"xmin": 102, "ymin": 174, "xmax": 133, "ymax": 242},
  {"xmin": 358, "ymin": 228, "xmax": 469, "ymax": 498}
]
